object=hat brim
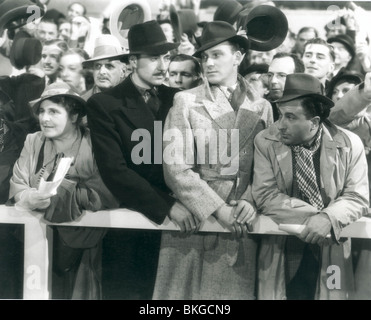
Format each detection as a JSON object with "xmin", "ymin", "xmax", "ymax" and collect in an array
[
  {"xmin": 121, "ymin": 41, "xmax": 180, "ymax": 59},
  {"xmin": 0, "ymin": 0, "xmax": 45, "ymax": 34},
  {"xmin": 82, "ymin": 53, "xmax": 129, "ymax": 67},
  {"xmin": 193, "ymin": 35, "xmax": 249, "ymax": 58},
  {"xmin": 278, "ymin": 93, "xmax": 334, "ymax": 107},
  {"xmin": 31, "ymin": 93, "xmax": 87, "ymax": 116}
]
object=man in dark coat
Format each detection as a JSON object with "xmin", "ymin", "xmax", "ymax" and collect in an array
[{"xmin": 85, "ymin": 20, "xmax": 179, "ymax": 299}]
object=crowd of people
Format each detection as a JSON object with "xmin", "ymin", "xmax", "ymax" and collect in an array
[{"xmin": 0, "ymin": 0, "xmax": 371, "ymax": 300}]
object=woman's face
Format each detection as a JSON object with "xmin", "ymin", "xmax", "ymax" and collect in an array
[{"xmin": 39, "ymin": 100, "xmax": 77, "ymax": 140}]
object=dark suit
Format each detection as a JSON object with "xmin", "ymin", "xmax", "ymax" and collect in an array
[{"xmin": 86, "ymin": 76, "xmax": 178, "ymax": 299}]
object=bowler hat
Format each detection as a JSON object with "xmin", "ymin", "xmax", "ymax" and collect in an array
[
  {"xmin": 193, "ymin": 21, "xmax": 249, "ymax": 58},
  {"xmin": 327, "ymin": 34, "xmax": 355, "ymax": 58},
  {"xmin": 279, "ymin": 73, "xmax": 334, "ymax": 107},
  {"xmin": 83, "ymin": 34, "xmax": 129, "ymax": 67},
  {"xmin": 213, "ymin": 0, "xmax": 243, "ymax": 25},
  {"xmin": 9, "ymin": 30, "xmax": 42, "ymax": 70},
  {"xmin": 121, "ymin": 20, "xmax": 179, "ymax": 60},
  {"xmin": 239, "ymin": 62, "xmax": 269, "ymax": 77},
  {"xmin": 236, "ymin": 5, "xmax": 288, "ymax": 52},
  {"xmin": 0, "ymin": 0, "xmax": 45, "ymax": 34},
  {"xmin": 31, "ymin": 82, "xmax": 86, "ymax": 116}
]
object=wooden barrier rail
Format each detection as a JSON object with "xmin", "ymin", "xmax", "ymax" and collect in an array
[{"xmin": 1, "ymin": 204, "xmax": 371, "ymax": 300}]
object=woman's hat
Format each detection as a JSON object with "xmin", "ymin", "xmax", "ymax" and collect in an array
[
  {"xmin": 120, "ymin": 20, "xmax": 179, "ymax": 60},
  {"xmin": 213, "ymin": 0, "xmax": 244, "ymax": 25},
  {"xmin": 279, "ymin": 73, "xmax": 334, "ymax": 107},
  {"xmin": 82, "ymin": 34, "xmax": 129, "ymax": 67},
  {"xmin": 327, "ymin": 72, "xmax": 364, "ymax": 98},
  {"xmin": 0, "ymin": 0, "xmax": 45, "ymax": 34},
  {"xmin": 193, "ymin": 21, "xmax": 249, "ymax": 58},
  {"xmin": 9, "ymin": 30, "xmax": 42, "ymax": 70},
  {"xmin": 327, "ymin": 34, "xmax": 355, "ymax": 58},
  {"xmin": 31, "ymin": 82, "xmax": 86, "ymax": 116}
]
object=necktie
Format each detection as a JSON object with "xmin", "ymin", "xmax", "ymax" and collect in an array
[
  {"xmin": 146, "ymin": 88, "xmax": 160, "ymax": 116},
  {"xmin": 227, "ymin": 83, "xmax": 245, "ymax": 112},
  {"xmin": 291, "ymin": 127, "xmax": 324, "ymax": 210}
]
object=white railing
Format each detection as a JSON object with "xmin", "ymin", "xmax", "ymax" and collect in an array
[{"xmin": 1, "ymin": 204, "xmax": 371, "ymax": 300}]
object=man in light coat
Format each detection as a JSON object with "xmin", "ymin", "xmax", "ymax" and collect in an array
[
  {"xmin": 153, "ymin": 21, "xmax": 273, "ymax": 300},
  {"xmin": 252, "ymin": 73, "xmax": 369, "ymax": 300}
]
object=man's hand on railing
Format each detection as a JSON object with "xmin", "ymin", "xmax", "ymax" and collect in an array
[
  {"xmin": 214, "ymin": 204, "xmax": 249, "ymax": 238},
  {"xmin": 298, "ymin": 212, "xmax": 332, "ymax": 245},
  {"xmin": 169, "ymin": 201, "xmax": 201, "ymax": 234}
]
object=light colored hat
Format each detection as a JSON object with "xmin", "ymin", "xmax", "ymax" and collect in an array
[
  {"xmin": 82, "ymin": 34, "xmax": 128, "ymax": 67},
  {"xmin": 31, "ymin": 82, "xmax": 86, "ymax": 116}
]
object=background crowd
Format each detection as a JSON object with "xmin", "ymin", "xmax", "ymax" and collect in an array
[{"xmin": 0, "ymin": 0, "xmax": 371, "ymax": 300}]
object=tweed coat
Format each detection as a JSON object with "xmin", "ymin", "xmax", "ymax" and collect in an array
[
  {"xmin": 153, "ymin": 75, "xmax": 273, "ymax": 300},
  {"xmin": 252, "ymin": 122, "xmax": 369, "ymax": 300}
]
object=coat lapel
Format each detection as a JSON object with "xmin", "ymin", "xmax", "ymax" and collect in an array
[
  {"xmin": 267, "ymin": 127, "xmax": 293, "ymax": 194},
  {"xmin": 202, "ymin": 84, "xmax": 236, "ymax": 130},
  {"xmin": 118, "ymin": 78, "xmax": 156, "ymax": 131},
  {"xmin": 319, "ymin": 124, "xmax": 344, "ymax": 204}
]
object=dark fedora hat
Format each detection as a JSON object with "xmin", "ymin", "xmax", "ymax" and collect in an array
[
  {"xmin": 279, "ymin": 73, "xmax": 334, "ymax": 107},
  {"xmin": 0, "ymin": 0, "xmax": 45, "ymax": 34},
  {"xmin": 9, "ymin": 30, "xmax": 42, "ymax": 70},
  {"xmin": 213, "ymin": 0, "xmax": 243, "ymax": 25},
  {"xmin": 31, "ymin": 82, "xmax": 86, "ymax": 116},
  {"xmin": 121, "ymin": 20, "xmax": 179, "ymax": 60},
  {"xmin": 236, "ymin": 5, "xmax": 288, "ymax": 52},
  {"xmin": 327, "ymin": 34, "xmax": 355, "ymax": 58},
  {"xmin": 193, "ymin": 21, "xmax": 249, "ymax": 58}
]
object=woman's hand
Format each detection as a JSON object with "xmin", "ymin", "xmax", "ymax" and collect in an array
[{"xmin": 16, "ymin": 188, "xmax": 53, "ymax": 211}]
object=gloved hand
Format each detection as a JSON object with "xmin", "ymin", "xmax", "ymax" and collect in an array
[{"xmin": 15, "ymin": 188, "xmax": 53, "ymax": 211}]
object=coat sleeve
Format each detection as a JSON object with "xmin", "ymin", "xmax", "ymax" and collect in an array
[
  {"xmin": 251, "ymin": 131, "xmax": 318, "ymax": 225},
  {"xmin": 86, "ymin": 94, "xmax": 174, "ymax": 225},
  {"xmin": 162, "ymin": 93, "xmax": 226, "ymax": 221},
  {"xmin": 329, "ymin": 84, "xmax": 371, "ymax": 126}
]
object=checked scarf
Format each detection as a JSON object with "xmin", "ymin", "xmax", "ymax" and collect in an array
[{"xmin": 291, "ymin": 126, "xmax": 324, "ymax": 210}]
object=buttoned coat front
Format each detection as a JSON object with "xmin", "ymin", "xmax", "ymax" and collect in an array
[
  {"xmin": 252, "ymin": 122, "xmax": 369, "ymax": 300},
  {"xmin": 153, "ymin": 76, "xmax": 273, "ymax": 300}
]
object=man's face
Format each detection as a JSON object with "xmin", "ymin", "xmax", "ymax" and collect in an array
[
  {"xmin": 296, "ymin": 30, "xmax": 316, "ymax": 54},
  {"xmin": 250, "ymin": 50, "xmax": 275, "ymax": 65},
  {"xmin": 278, "ymin": 99, "xmax": 315, "ymax": 146},
  {"xmin": 201, "ymin": 41, "xmax": 241, "ymax": 87},
  {"xmin": 58, "ymin": 22, "xmax": 72, "ymax": 42},
  {"xmin": 331, "ymin": 42, "xmax": 352, "ymax": 67},
  {"xmin": 131, "ymin": 53, "xmax": 171, "ymax": 88},
  {"xmin": 168, "ymin": 60, "xmax": 199, "ymax": 90},
  {"xmin": 244, "ymin": 72, "xmax": 268, "ymax": 98},
  {"xmin": 68, "ymin": 3, "xmax": 85, "ymax": 19},
  {"xmin": 36, "ymin": 22, "xmax": 58, "ymax": 42},
  {"xmin": 267, "ymin": 56, "xmax": 296, "ymax": 101},
  {"xmin": 331, "ymin": 81, "xmax": 356, "ymax": 102},
  {"xmin": 41, "ymin": 44, "xmax": 63, "ymax": 77},
  {"xmin": 93, "ymin": 59, "xmax": 125, "ymax": 90},
  {"xmin": 59, "ymin": 53, "xmax": 84, "ymax": 90},
  {"xmin": 303, "ymin": 44, "xmax": 334, "ymax": 82}
]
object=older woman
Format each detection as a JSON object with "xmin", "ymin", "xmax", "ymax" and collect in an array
[{"xmin": 9, "ymin": 82, "xmax": 119, "ymax": 299}]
